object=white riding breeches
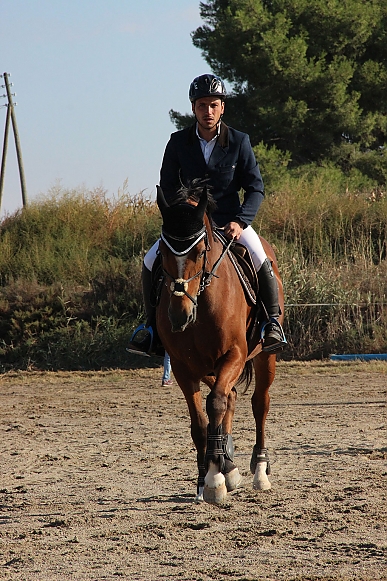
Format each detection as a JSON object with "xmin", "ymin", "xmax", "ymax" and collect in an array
[
  {"xmin": 238, "ymin": 225, "xmax": 267, "ymax": 271},
  {"xmin": 143, "ymin": 240, "xmax": 160, "ymax": 271},
  {"xmin": 143, "ymin": 225, "xmax": 267, "ymax": 272}
]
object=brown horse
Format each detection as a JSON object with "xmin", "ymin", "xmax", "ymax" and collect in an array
[{"xmin": 155, "ymin": 183, "xmax": 284, "ymax": 504}]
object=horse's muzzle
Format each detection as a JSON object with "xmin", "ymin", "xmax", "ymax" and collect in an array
[{"xmin": 168, "ymin": 302, "xmax": 197, "ymax": 332}]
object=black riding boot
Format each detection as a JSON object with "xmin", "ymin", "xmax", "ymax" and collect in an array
[
  {"xmin": 127, "ymin": 264, "xmax": 161, "ymax": 356},
  {"xmin": 142, "ymin": 264, "xmax": 155, "ymax": 328},
  {"xmin": 257, "ymin": 258, "xmax": 287, "ymax": 353}
]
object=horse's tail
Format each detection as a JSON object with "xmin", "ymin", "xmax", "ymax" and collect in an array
[{"xmin": 236, "ymin": 359, "xmax": 254, "ymax": 394}]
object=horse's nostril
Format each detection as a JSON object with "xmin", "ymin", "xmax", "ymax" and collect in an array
[{"xmin": 168, "ymin": 304, "xmax": 195, "ymax": 332}]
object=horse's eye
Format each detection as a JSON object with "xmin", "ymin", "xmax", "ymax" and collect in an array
[{"xmin": 197, "ymin": 250, "xmax": 205, "ymax": 260}]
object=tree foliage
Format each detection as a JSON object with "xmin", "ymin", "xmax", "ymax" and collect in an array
[{"xmin": 172, "ymin": 0, "xmax": 387, "ymax": 182}]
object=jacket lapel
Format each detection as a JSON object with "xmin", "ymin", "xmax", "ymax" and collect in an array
[
  {"xmin": 186, "ymin": 124, "xmax": 207, "ymax": 173},
  {"xmin": 207, "ymin": 122, "xmax": 229, "ymax": 169}
]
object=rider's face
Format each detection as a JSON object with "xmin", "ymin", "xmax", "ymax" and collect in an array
[{"xmin": 192, "ymin": 97, "xmax": 224, "ymax": 132}]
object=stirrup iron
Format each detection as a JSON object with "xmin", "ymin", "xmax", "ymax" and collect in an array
[
  {"xmin": 260, "ymin": 317, "xmax": 287, "ymax": 353},
  {"xmin": 126, "ymin": 324, "xmax": 153, "ymax": 357}
]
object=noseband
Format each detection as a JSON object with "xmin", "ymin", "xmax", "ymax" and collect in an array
[{"xmin": 160, "ymin": 225, "xmax": 235, "ymax": 306}]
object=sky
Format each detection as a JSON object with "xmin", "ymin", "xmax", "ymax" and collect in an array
[{"xmin": 0, "ymin": 0, "xmax": 214, "ymax": 216}]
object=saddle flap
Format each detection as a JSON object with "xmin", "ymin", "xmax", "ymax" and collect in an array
[
  {"xmin": 228, "ymin": 242, "xmax": 258, "ymax": 305},
  {"xmin": 214, "ymin": 230, "xmax": 263, "ymax": 356},
  {"xmin": 230, "ymin": 241, "xmax": 259, "ymax": 303}
]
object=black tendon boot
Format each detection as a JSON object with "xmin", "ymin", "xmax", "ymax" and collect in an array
[
  {"xmin": 127, "ymin": 264, "xmax": 160, "ymax": 356},
  {"xmin": 257, "ymin": 258, "xmax": 287, "ymax": 353}
]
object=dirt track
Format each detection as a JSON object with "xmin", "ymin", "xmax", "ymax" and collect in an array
[{"xmin": 0, "ymin": 361, "xmax": 386, "ymax": 581}]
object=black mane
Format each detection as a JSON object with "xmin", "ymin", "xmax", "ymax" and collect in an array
[
  {"xmin": 170, "ymin": 178, "xmax": 217, "ymax": 217},
  {"xmin": 158, "ymin": 179, "xmax": 217, "ymax": 249}
]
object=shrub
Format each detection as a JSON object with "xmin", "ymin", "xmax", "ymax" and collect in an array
[{"xmin": 0, "ymin": 179, "xmax": 386, "ymax": 368}]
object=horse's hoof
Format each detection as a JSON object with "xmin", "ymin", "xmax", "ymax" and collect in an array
[
  {"xmin": 224, "ymin": 467, "xmax": 242, "ymax": 492},
  {"xmin": 203, "ymin": 482, "xmax": 228, "ymax": 504},
  {"xmin": 203, "ymin": 466, "xmax": 228, "ymax": 504},
  {"xmin": 253, "ymin": 463, "xmax": 271, "ymax": 490},
  {"xmin": 253, "ymin": 478, "xmax": 271, "ymax": 491}
]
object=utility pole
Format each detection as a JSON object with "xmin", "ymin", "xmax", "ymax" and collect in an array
[
  {"xmin": 0, "ymin": 102, "xmax": 11, "ymax": 210},
  {"xmin": 0, "ymin": 72, "xmax": 27, "ymax": 213}
]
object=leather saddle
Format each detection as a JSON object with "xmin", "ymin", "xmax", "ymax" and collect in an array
[
  {"xmin": 214, "ymin": 230, "xmax": 258, "ymax": 305},
  {"xmin": 214, "ymin": 230, "xmax": 263, "ymax": 356}
]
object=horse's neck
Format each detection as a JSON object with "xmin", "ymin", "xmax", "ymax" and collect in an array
[
  {"xmin": 204, "ymin": 216, "xmax": 219, "ymax": 259},
  {"xmin": 205, "ymin": 216, "xmax": 230, "ymax": 274},
  {"xmin": 204, "ymin": 214, "xmax": 214, "ymax": 241}
]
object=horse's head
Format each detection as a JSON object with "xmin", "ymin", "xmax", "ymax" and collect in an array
[{"xmin": 157, "ymin": 183, "xmax": 210, "ymax": 333}]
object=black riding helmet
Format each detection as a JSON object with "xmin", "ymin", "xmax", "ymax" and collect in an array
[{"xmin": 189, "ymin": 74, "xmax": 226, "ymax": 102}]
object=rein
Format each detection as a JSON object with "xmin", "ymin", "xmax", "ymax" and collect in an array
[{"xmin": 202, "ymin": 229, "xmax": 234, "ymax": 289}]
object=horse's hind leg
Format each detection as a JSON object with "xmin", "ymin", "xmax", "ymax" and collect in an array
[{"xmin": 250, "ymin": 352, "xmax": 276, "ymax": 490}]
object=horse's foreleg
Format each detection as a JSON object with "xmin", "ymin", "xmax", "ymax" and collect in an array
[
  {"xmin": 206, "ymin": 349, "xmax": 244, "ymax": 430},
  {"xmin": 222, "ymin": 386, "xmax": 243, "ymax": 492},
  {"xmin": 222, "ymin": 385, "xmax": 237, "ymax": 433},
  {"xmin": 188, "ymin": 391, "xmax": 208, "ymax": 502},
  {"xmin": 204, "ymin": 352, "xmax": 244, "ymax": 504},
  {"xmin": 203, "ymin": 392, "xmax": 229, "ymax": 504},
  {"xmin": 173, "ymin": 365, "xmax": 208, "ymax": 502},
  {"xmin": 250, "ymin": 352, "xmax": 276, "ymax": 490}
]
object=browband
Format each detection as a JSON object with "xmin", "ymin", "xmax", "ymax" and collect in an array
[{"xmin": 161, "ymin": 227, "xmax": 206, "ymax": 256}]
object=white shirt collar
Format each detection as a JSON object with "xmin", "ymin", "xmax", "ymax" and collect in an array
[
  {"xmin": 195, "ymin": 122, "xmax": 221, "ymax": 143},
  {"xmin": 196, "ymin": 123, "xmax": 221, "ymax": 164}
]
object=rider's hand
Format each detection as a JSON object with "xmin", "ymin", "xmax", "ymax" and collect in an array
[{"xmin": 223, "ymin": 220, "xmax": 244, "ymax": 240}]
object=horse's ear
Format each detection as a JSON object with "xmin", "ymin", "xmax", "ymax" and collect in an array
[
  {"xmin": 156, "ymin": 185, "xmax": 169, "ymax": 211},
  {"xmin": 196, "ymin": 186, "xmax": 208, "ymax": 220}
]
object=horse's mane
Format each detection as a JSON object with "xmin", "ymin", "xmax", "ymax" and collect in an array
[
  {"xmin": 170, "ymin": 178, "xmax": 217, "ymax": 217},
  {"xmin": 160, "ymin": 179, "xmax": 217, "ymax": 245}
]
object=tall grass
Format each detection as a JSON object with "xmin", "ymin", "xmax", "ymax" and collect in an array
[
  {"xmin": 0, "ymin": 175, "xmax": 386, "ymax": 370},
  {"xmin": 0, "ymin": 182, "xmax": 160, "ymax": 285},
  {"xmin": 255, "ymin": 168, "xmax": 387, "ymax": 358},
  {"xmin": 0, "ymin": 184, "xmax": 161, "ymax": 371}
]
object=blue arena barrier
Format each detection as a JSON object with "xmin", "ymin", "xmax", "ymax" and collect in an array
[{"xmin": 330, "ymin": 353, "xmax": 387, "ymax": 361}]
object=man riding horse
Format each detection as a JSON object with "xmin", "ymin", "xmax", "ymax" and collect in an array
[{"xmin": 129, "ymin": 73, "xmax": 286, "ymax": 355}]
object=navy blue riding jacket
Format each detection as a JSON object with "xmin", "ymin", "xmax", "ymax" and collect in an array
[{"xmin": 159, "ymin": 122, "xmax": 264, "ymax": 228}]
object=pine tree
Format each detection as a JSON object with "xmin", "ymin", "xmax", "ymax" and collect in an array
[{"xmin": 171, "ymin": 0, "xmax": 387, "ymax": 182}]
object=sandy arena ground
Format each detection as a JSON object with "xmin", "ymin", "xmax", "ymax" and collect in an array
[{"xmin": 0, "ymin": 361, "xmax": 386, "ymax": 580}]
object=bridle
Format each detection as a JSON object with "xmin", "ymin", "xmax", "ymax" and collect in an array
[{"xmin": 160, "ymin": 224, "xmax": 234, "ymax": 307}]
